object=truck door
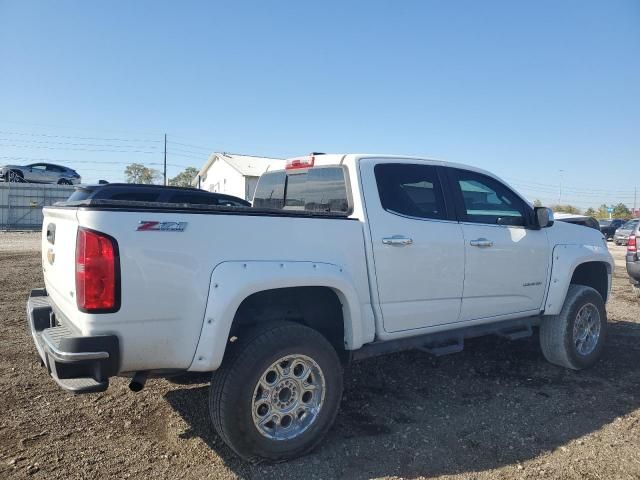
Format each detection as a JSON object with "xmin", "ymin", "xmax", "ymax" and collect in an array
[
  {"xmin": 445, "ymin": 167, "xmax": 550, "ymax": 321},
  {"xmin": 360, "ymin": 159, "xmax": 465, "ymax": 332}
]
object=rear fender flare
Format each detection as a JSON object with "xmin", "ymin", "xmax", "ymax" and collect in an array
[{"xmin": 188, "ymin": 261, "xmax": 364, "ymax": 372}]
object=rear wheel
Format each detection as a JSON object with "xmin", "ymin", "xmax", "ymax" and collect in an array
[
  {"xmin": 209, "ymin": 322, "xmax": 343, "ymax": 462},
  {"xmin": 58, "ymin": 179, "xmax": 71, "ymax": 185},
  {"xmin": 540, "ymin": 285, "xmax": 607, "ymax": 370}
]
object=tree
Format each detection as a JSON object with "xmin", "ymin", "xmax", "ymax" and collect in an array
[
  {"xmin": 124, "ymin": 163, "xmax": 160, "ymax": 184},
  {"xmin": 169, "ymin": 167, "xmax": 199, "ymax": 187},
  {"xmin": 533, "ymin": 199, "xmax": 542, "ymax": 207},
  {"xmin": 595, "ymin": 203, "xmax": 631, "ymax": 219},
  {"xmin": 584, "ymin": 207, "xmax": 596, "ymax": 217},
  {"xmin": 596, "ymin": 204, "xmax": 609, "ymax": 219},
  {"xmin": 550, "ymin": 204, "xmax": 581, "ymax": 214},
  {"xmin": 612, "ymin": 203, "xmax": 631, "ymax": 219}
]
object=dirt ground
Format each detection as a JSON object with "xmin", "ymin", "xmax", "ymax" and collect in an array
[{"xmin": 1, "ymin": 232, "xmax": 639, "ymax": 480}]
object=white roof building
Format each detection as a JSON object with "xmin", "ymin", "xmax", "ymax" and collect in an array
[{"xmin": 193, "ymin": 152, "xmax": 285, "ymax": 201}]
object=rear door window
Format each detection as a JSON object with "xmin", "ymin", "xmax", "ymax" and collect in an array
[{"xmin": 374, "ymin": 163, "xmax": 447, "ymax": 220}]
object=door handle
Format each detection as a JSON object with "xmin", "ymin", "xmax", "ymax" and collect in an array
[
  {"xmin": 470, "ymin": 238, "xmax": 493, "ymax": 247},
  {"xmin": 382, "ymin": 235, "xmax": 413, "ymax": 246}
]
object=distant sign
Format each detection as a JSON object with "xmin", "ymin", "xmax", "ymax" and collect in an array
[{"xmin": 607, "ymin": 207, "xmax": 614, "ymax": 213}]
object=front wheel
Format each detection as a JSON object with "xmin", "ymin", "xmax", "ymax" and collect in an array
[
  {"xmin": 209, "ymin": 322, "xmax": 343, "ymax": 462},
  {"xmin": 540, "ymin": 285, "xmax": 607, "ymax": 370}
]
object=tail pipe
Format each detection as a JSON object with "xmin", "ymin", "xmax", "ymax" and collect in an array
[{"xmin": 129, "ymin": 371, "xmax": 149, "ymax": 392}]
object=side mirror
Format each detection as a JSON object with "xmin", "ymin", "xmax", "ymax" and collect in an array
[{"xmin": 534, "ymin": 207, "xmax": 554, "ymax": 229}]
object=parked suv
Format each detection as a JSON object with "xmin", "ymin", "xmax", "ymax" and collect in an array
[
  {"xmin": 0, "ymin": 162, "xmax": 81, "ymax": 184},
  {"xmin": 625, "ymin": 221, "xmax": 640, "ymax": 297},
  {"xmin": 599, "ymin": 218, "xmax": 627, "ymax": 240},
  {"xmin": 614, "ymin": 219, "xmax": 640, "ymax": 246},
  {"xmin": 67, "ymin": 183, "xmax": 251, "ymax": 207}
]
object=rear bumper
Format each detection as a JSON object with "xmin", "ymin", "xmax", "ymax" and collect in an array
[
  {"xmin": 27, "ymin": 288, "xmax": 120, "ymax": 393},
  {"xmin": 614, "ymin": 235, "xmax": 629, "ymax": 245}
]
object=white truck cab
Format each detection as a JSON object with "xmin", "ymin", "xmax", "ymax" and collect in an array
[{"xmin": 28, "ymin": 153, "xmax": 613, "ymax": 462}]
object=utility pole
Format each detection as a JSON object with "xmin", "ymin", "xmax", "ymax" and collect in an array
[
  {"xmin": 634, "ymin": 186, "xmax": 637, "ymax": 218},
  {"xmin": 558, "ymin": 169, "xmax": 565, "ymax": 203},
  {"xmin": 163, "ymin": 133, "xmax": 167, "ymax": 186}
]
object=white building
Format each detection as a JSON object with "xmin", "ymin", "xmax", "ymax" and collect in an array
[{"xmin": 193, "ymin": 152, "xmax": 285, "ymax": 201}]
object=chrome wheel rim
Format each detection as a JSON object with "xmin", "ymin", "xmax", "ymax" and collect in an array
[
  {"xmin": 573, "ymin": 303, "xmax": 601, "ymax": 356},
  {"xmin": 252, "ymin": 354, "xmax": 325, "ymax": 441}
]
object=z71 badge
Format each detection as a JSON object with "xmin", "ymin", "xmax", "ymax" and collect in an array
[{"xmin": 137, "ymin": 221, "xmax": 187, "ymax": 232}]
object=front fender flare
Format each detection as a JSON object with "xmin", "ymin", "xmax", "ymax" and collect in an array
[{"xmin": 543, "ymin": 244, "xmax": 613, "ymax": 316}]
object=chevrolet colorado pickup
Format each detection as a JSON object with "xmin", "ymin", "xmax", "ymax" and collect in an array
[{"xmin": 28, "ymin": 154, "xmax": 614, "ymax": 462}]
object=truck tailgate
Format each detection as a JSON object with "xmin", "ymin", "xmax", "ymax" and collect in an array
[{"xmin": 41, "ymin": 207, "xmax": 79, "ymax": 324}]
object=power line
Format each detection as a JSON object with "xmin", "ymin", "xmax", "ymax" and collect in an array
[
  {"xmin": 0, "ymin": 138, "xmax": 160, "ymax": 150},
  {"xmin": 505, "ymin": 177, "xmax": 637, "ymax": 195},
  {"xmin": 0, "ymin": 129, "xmax": 163, "ymax": 143},
  {"xmin": 0, "ymin": 143, "xmax": 159, "ymax": 154},
  {"xmin": 0, "ymin": 156, "xmax": 186, "ymax": 169},
  {"xmin": 167, "ymin": 140, "xmax": 213, "ymax": 152},
  {"xmin": 166, "ymin": 146, "xmax": 210, "ymax": 157}
]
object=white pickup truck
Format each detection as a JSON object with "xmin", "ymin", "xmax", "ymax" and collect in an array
[{"xmin": 28, "ymin": 153, "xmax": 614, "ymax": 462}]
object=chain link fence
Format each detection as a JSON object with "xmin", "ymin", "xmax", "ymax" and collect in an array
[{"xmin": 0, "ymin": 183, "xmax": 75, "ymax": 230}]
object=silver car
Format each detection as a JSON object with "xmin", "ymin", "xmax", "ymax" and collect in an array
[
  {"xmin": 0, "ymin": 162, "xmax": 81, "ymax": 185},
  {"xmin": 614, "ymin": 219, "xmax": 640, "ymax": 246}
]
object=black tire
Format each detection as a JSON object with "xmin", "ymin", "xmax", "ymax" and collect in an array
[
  {"xmin": 209, "ymin": 321, "xmax": 343, "ymax": 462},
  {"xmin": 540, "ymin": 284, "xmax": 607, "ymax": 370}
]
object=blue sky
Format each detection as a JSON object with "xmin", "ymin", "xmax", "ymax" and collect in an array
[{"xmin": 0, "ymin": 0, "xmax": 638, "ymax": 209}]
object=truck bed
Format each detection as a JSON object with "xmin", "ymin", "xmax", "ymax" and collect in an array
[{"xmin": 41, "ymin": 202, "xmax": 370, "ymax": 374}]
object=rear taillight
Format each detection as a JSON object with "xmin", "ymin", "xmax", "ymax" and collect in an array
[
  {"xmin": 628, "ymin": 234, "xmax": 637, "ymax": 253},
  {"xmin": 76, "ymin": 228, "xmax": 119, "ymax": 312}
]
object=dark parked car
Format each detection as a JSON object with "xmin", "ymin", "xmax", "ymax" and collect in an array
[
  {"xmin": 624, "ymin": 221, "xmax": 640, "ymax": 297},
  {"xmin": 598, "ymin": 218, "xmax": 627, "ymax": 240},
  {"xmin": 553, "ymin": 213, "xmax": 601, "ymax": 231},
  {"xmin": 0, "ymin": 162, "xmax": 81, "ymax": 184},
  {"xmin": 614, "ymin": 219, "xmax": 640, "ymax": 246},
  {"xmin": 67, "ymin": 183, "xmax": 251, "ymax": 207}
]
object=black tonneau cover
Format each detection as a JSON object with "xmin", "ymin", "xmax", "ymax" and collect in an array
[{"xmin": 52, "ymin": 199, "xmax": 352, "ymax": 219}]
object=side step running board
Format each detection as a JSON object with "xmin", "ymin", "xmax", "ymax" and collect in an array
[
  {"xmin": 351, "ymin": 316, "xmax": 540, "ymax": 362},
  {"xmin": 497, "ymin": 324, "xmax": 533, "ymax": 340},
  {"xmin": 419, "ymin": 338, "xmax": 464, "ymax": 356}
]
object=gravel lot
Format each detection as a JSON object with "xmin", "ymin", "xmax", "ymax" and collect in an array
[{"xmin": 1, "ymin": 232, "xmax": 639, "ymax": 479}]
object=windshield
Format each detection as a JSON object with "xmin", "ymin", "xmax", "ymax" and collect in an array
[
  {"xmin": 621, "ymin": 220, "xmax": 639, "ymax": 230},
  {"xmin": 598, "ymin": 220, "xmax": 611, "ymax": 226}
]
